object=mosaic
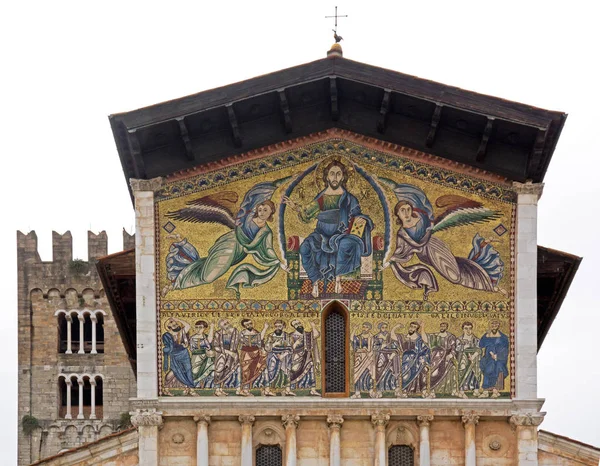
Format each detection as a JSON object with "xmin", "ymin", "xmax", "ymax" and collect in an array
[{"xmin": 156, "ymin": 139, "xmax": 515, "ymax": 398}]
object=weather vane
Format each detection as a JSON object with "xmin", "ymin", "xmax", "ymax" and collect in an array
[{"xmin": 325, "ymin": 6, "xmax": 348, "ymax": 43}]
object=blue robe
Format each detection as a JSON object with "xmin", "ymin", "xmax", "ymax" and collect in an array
[
  {"xmin": 163, "ymin": 332, "xmax": 195, "ymax": 388},
  {"xmin": 299, "ymin": 189, "xmax": 373, "ymax": 284},
  {"xmin": 479, "ymin": 331, "xmax": 509, "ymax": 390}
]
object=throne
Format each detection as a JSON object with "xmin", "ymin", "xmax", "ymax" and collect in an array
[{"xmin": 285, "ymin": 235, "xmax": 385, "ymax": 300}]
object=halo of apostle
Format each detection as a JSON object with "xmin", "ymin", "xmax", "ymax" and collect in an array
[{"xmin": 162, "ymin": 315, "xmax": 509, "ymax": 398}]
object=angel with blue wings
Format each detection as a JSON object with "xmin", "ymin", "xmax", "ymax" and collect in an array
[
  {"xmin": 378, "ymin": 180, "xmax": 505, "ymax": 300},
  {"xmin": 162, "ymin": 177, "xmax": 291, "ymax": 298}
]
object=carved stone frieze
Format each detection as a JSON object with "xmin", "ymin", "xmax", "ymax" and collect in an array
[
  {"xmin": 512, "ymin": 181, "xmax": 544, "ymax": 198},
  {"xmin": 130, "ymin": 177, "xmax": 164, "ymax": 193},
  {"xmin": 417, "ymin": 415, "xmax": 434, "ymax": 427},
  {"xmin": 509, "ymin": 413, "xmax": 544, "ymax": 430},
  {"xmin": 239, "ymin": 415, "xmax": 256, "ymax": 425},
  {"xmin": 327, "ymin": 415, "xmax": 344, "ymax": 429},
  {"xmin": 282, "ymin": 414, "xmax": 300, "ymax": 429},
  {"xmin": 461, "ymin": 414, "xmax": 480, "ymax": 426},
  {"xmin": 130, "ymin": 409, "xmax": 163, "ymax": 427},
  {"xmin": 193, "ymin": 415, "xmax": 211, "ymax": 425}
]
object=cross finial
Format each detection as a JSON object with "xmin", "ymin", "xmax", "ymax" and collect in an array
[{"xmin": 325, "ymin": 6, "xmax": 348, "ymax": 43}]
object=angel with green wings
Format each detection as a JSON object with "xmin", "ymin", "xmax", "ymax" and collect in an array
[
  {"xmin": 378, "ymin": 180, "xmax": 505, "ymax": 300},
  {"xmin": 162, "ymin": 178, "xmax": 291, "ymax": 299}
]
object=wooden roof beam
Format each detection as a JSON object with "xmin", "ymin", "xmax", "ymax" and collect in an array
[
  {"xmin": 376, "ymin": 89, "xmax": 392, "ymax": 134},
  {"xmin": 176, "ymin": 117, "xmax": 195, "ymax": 161},
  {"xmin": 425, "ymin": 103, "xmax": 443, "ymax": 148},
  {"xmin": 476, "ymin": 117, "xmax": 495, "ymax": 162},
  {"xmin": 527, "ymin": 127, "xmax": 548, "ymax": 175},
  {"xmin": 278, "ymin": 89, "xmax": 292, "ymax": 133},
  {"xmin": 226, "ymin": 103, "xmax": 242, "ymax": 147},
  {"xmin": 330, "ymin": 77, "xmax": 339, "ymax": 121},
  {"xmin": 126, "ymin": 129, "xmax": 146, "ymax": 178}
]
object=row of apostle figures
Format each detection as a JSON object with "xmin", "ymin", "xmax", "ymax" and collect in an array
[{"xmin": 161, "ymin": 316, "xmax": 508, "ymax": 398}]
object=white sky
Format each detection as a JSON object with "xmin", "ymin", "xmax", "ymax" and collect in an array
[{"xmin": 2, "ymin": 0, "xmax": 599, "ymax": 461}]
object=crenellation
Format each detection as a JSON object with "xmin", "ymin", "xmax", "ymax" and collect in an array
[
  {"xmin": 87, "ymin": 230, "xmax": 108, "ymax": 262},
  {"xmin": 52, "ymin": 231, "xmax": 73, "ymax": 263}
]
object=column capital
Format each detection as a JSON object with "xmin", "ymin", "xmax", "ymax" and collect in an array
[
  {"xmin": 194, "ymin": 415, "xmax": 211, "ymax": 425},
  {"xmin": 512, "ymin": 181, "xmax": 544, "ymax": 198},
  {"xmin": 461, "ymin": 413, "xmax": 480, "ymax": 426},
  {"xmin": 509, "ymin": 413, "xmax": 544, "ymax": 430},
  {"xmin": 327, "ymin": 414, "xmax": 344, "ymax": 429},
  {"xmin": 239, "ymin": 415, "xmax": 256, "ymax": 425},
  {"xmin": 282, "ymin": 414, "xmax": 300, "ymax": 429},
  {"xmin": 371, "ymin": 412, "xmax": 390, "ymax": 429},
  {"xmin": 130, "ymin": 408, "xmax": 164, "ymax": 427},
  {"xmin": 130, "ymin": 177, "xmax": 164, "ymax": 193},
  {"xmin": 417, "ymin": 415, "xmax": 434, "ymax": 427}
]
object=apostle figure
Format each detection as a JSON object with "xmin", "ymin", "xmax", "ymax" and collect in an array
[
  {"xmin": 478, "ymin": 320, "xmax": 509, "ymax": 398},
  {"xmin": 289, "ymin": 319, "xmax": 320, "ymax": 395},
  {"xmin": 264, "ymin": 320, "xmax": 294, "ymax": 395},
  {"xmin": 189, "ymin": 320, "xmax": 215, "ymax": 388},
  {"xmin": 283, "ymin": 159, "xmax": 373, "ymax": 297},
  {"xmin": 238, "ymin": 319, "xmax": 271, "ymax": 396},
  {"xmin": 373, "ymin": 322, "xmax": 401, "ymax": 395},
  {"xmin": 162, "ymin": 318, "xmax": 196, "ymax": 395},
  {"xmin": 395, "ymin": 321, "xmax": 431, "ymax": 398},
  {"xmin": 351, "ymin": 322, "xmax": 374, "ymax": 398},
  {"xmin": 456, "ymin": 322, "xmax": 481, "ymax": 397},
  {"xmin": 213, "ymin": 319, "xmax": 240, "ymax": 396},
  {"xmin": 427, "ymin": 322, "xmax": 458, "ymax": 396}
]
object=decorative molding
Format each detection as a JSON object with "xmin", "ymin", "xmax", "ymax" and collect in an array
[
  {"xmin": 239, "ymin": 415, "xmax": 256, "ymax": 425},
  {"xmin": 130, "ymin": 177, "xmax": 164, "ymax": 193},
  {"xmin": 282, "ymin": 414, "xmax": 300, "ymax": 429},
  {"xmin": 371, "ymin": 412, "xmax": 390, "ymax": 429},
  {"xmin": 193, "ymin": 415, "xmax": 211, "ymax": 425},
  {"xmin": 172, "ymin": 433, "xmax": 185, "ymax": 444},
  {"xmin": 417, "ymin": 415, "xmax": 434, "ymax": 427},
  {"xmin": 489, "ymin": 440, "xmax": 501, "ymax": 451},
  {"xmin": 327, "ymin": 415, "xmax": 344, "ymax": 430},
  {"xmin": 512, "ymin": 181, "xmax": 544, "ymax": 198},
  {"xmin": 130, "ymin": 409, "xmax": 163, "ymax": 427},
  {"xmin": 509, "ymin": 414, "xmax": 544, "ymax": 430},
  {"xmin": 461, "ymin": 414, "xmax": 480, "ymax": 426}
]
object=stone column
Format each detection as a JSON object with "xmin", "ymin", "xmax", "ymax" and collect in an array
[
  {"xmin": 65, "ymin": 379, "xmax": 72, "ymax": 419},
  {"xmin": 65, "ymin": 315, "xmax": 72, "ymax": 354},
  {"xmin": 90, "ymin": 379, "xmax": 96, "ymax": 419},
  {"xmin": 513, "ymin": 181, "xmax": 544, "ymax": 400},
  {"xmin": 131, "ymin": 409, "xmax": 163, "ymax": 466},
  {"xmin": 91, "ymin": 314, "xmax": 97, "ymax": 354},
  {"xmin": 130, "ymin": 177, "xmax": 163, "ymax": 398},
  {"xmin": 78, "ymin": 314, "xmax": 85, "ymax": 354},
  {"xmin": 417, "ymin": 415, "xmax": 433, "ymax": 466},
  {"xmin": 77, "ymin": 379, "xmax": 84, "ymax": 419},
  {"xmin": 282, "ymin": 415, "xmax": 299, "ymax": 466},
  {"xmin": 510, "ymin": 414, "xmax": 544, "ymax": 466},
  {"xmin": 239, "ymin": 415, "xmax": 255, "ymax": 466},
  {"xmin": 371, "ymin": 412, "xmax": 390, "ymax": 466},
  {"xmin": 327, "ymin": 415, "xmax": 344, "ymax": 466},
  {"xmin": 462, "ymin": 414, "xmax": 479, "ymax": 466},
  {"xmin": 194, "ymin": 415, "xmax": 210, "ymax": 466}
]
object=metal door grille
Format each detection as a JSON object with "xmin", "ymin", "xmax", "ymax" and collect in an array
[
  {"xmin": 256, "ymin": 445, "xmax": 282, "ymax": 466},
  {"xmin": 388, "ymin": 445, "xmax": 414, "ymax": 466},
  {"xmin": 325, "ymin": 310, "xmax": 346, "ymax": 393}
]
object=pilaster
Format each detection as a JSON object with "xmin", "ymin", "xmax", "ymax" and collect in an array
[
  {"xmin": 513, "ymin": 181, "xmax": 544, "ymax": 400},
  {"xmin": 371, "ymin": 412, "xmax": 390, "ymax": 466},
  {"xmin": 462, "ymin": 413, "xmax": 479, "ymax": 466},
  {"xmin": 510, "ymin": 414, "xmax": 544, "ymax": 466},
  {"xmin": 130, "ymin": 177, "xmax": 163, "ymax": 399},
  {"xmin": 130, "ymin": 408, "xmax": 163, "ymax": 466},
  {"xmin": 282, "ymin": 415, "xmax": 299, "ymax": 466},
  {"xmin": 417, "ymin": 415, "xmax": 433, "ymax": 466},
  {"xmin": 239, "ymin": 415, "xmax": 255, "ymax": 466},
  {"xmin": 194, "ymin": 415, "xmax": 210, "ymax": 466},
  {"xmin": 327, "ymin": 415, "xmax": 344, "ymax": 466}
]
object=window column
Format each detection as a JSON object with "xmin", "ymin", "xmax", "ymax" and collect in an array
[
  {"xmin": 77, "ymin": 315, "xmax": 85, "ymax": 354},
  {"xmin": 90, "ymin": 378, "xmax": 97, "ymax": 419},
  {"xmin": 64, "ymin": 379, "xmax": 72, "ymax": 419},
  {"xmin": 372, "ymin": 412, "xmax": 390, "ymax": 466},
  {"xmin": 77, "ymin": 379, "xmax": 84, "ymax": 419},
  {"xmin": 91, "ymin": 314, "xmax": 98, "ymax": 354},
  {"xmin": 65, "ymin": 315, "xmax": 72, "ymax": 354}
]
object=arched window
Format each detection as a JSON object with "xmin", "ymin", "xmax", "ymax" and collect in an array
[
  {"xmin": 57, "ymin": 314, "xmax": 69, "ymax": 353},
  {"xmin": 322, "ymin": 301, "xmax": 349, "ymax": 396},
  {"xmin": 58, "ymin": 374, "xmax": 103, "ymax": 420},
  {"xmin": 95, "ymin": 314, "xmax": 104, "ymax": 354},
  {"xmin": 256, "ymin": 445, "xmax": 282, "ymax": 466},
  {"xmin": 389, "ymin": 445, "xmax": 414, "ymax": 466},
  {"xmin": 54, "ymin": 310, "xmax": 106, "ymax": 354}
]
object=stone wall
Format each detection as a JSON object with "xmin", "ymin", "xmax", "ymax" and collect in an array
[{"xmin": 17, "ymin": 230, "xmax": 137, "ymax": 465}]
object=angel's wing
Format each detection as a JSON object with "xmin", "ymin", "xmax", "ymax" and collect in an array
[
  {"xmin": 378, "ymin": 177, "xmax": 434, "ymax": 220},
  {"xmin": 432, "ymin": 194, "xmax": 500, "ymax": 234},
  {"xmin": 166, "ymin": 192, "xmax": 239, "ymax": 229},
  {"xmin": 236, "ymin": 175, "xmax": 293, "ymax": 224}
]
